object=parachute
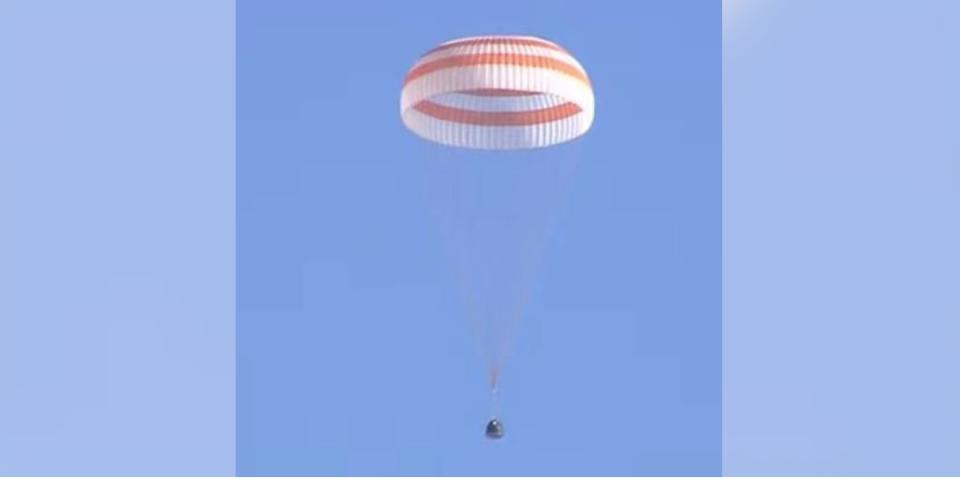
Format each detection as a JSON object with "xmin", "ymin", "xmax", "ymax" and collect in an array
[
  {"xmin": 401, "ymin": 35, "xmax": 594, "ymax": 150},
  {"xmin": 401, "ymin": 35, "xmax": 594, "ymax": 423}
]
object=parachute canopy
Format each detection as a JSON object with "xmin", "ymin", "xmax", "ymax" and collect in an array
[{"xmin": 401, "ymin": 35, "xmax": 594, "ymax": 150}]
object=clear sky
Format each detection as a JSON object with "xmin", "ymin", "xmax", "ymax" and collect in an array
[
  {"xmin": 723, "ymin": 0, "xmax": 960, "ymax": 475},
  {"xmin": 0, "ymin": 1, "xmax": 235, "ymax": 475},
  {"xmin": 238, "ymin": 0, "xmax": 721, "ymax": 475}
]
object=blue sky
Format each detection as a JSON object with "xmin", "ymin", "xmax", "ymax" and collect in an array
[
  {"xmin": 0, "ymin": 1, "xmax": 235, "ymax": 475},
  {"xmin": 723, "ymin": 0, "xmax": 960, "ymax": 474},
  {"xmin": 237, "ymin": 0, "xmax": 720, "ymax": 475}
]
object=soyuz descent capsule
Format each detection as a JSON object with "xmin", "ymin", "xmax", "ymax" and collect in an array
[{"xmin": 485, "ymin": 418, "xmax": 504, "ymax": 439}]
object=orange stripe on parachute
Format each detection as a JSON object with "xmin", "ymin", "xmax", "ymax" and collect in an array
[
  {"xmin": 404, "ymin": 54, "xmax": 590, "ymax": 87},
  {"xmin": 413, "ymin": 100, "xmax": 582, "ymax": 126}
]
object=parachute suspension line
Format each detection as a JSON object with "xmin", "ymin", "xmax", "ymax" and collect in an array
[
  {"xmin": 488, "ymin": 143, "xmax": 586, "ymax": 392},
  {"xmin": 425, "ymin": 147, "xmax": 520, "ymax": 396},
  {"xmin": 426, "ymin": 147, "xmax": 496, "ymax": 382},
  {"xmin": 490, "ymin": 367, "xmax": 502, "ymax": 419}
]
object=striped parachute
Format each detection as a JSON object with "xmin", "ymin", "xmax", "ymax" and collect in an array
[
  {"xmin": 402, "ymin": 36, "xmax": 592, "ymax": 415},
  {"xmin": 401, "ymin": 35, "xmax": 594, "ymax": 150}
]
